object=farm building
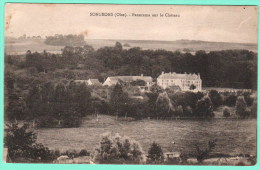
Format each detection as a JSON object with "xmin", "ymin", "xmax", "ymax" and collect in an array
[
  {"xmin": 103, "ymin": 74, "xmax": 153, "ymax": 88},
  {"xmin": 74, "ymin": 80, "xmax": 88, "ymax": 85},
  {"xmin": 74, "ymin": 79, "xmax": 101, "ymax": 86},
  {"xmin": 157, "ymin": 72, "xmax": 202, "ymax": 91},
  {"xmin": 87, "ymin": 79, "xmax": 102, "ymax": 86}
]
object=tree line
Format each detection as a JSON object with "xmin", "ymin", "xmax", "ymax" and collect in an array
[
  {"xmin": 5, "ymin": 76, "xmax": 257, "ymax": 127},
  {"xmin": 6, "ymin": 42, "xmax": 257, "ymax": 89},
  {"xmin": 107, "ymin": 84, "xmax": 256, "ymax": 120},
  {"xmin": 6, "ymin": 81, "xmax": 91, "ymax": 128}
]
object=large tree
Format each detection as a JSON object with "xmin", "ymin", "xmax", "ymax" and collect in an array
[
  {"xmin": 195, "ymin": 96, "xmax": 214, "ymax": 117},
  {"xmin": 110, "ymin": 84, "xmax": 129, "ymax": 119},
  {"xmin": 235, "ymin": 96, "xmax": 248, "ymax": 118},
  {"xmin": 6, "ymin": 91, "xmax": 26, "ymax": 121}
]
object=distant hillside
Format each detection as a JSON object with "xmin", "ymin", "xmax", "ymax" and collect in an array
[
  {"xmin": 45, "ymin": 34, "xmax": 86, "ymax": 46},
  {"xmin": 5, "ymin": 37, "xmax": 257, "ymax": 55},
  {"xmin": 86, "ymin": 39, "xmax": 257, "ymax": 53}
]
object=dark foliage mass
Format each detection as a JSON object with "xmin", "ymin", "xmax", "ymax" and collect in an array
[
  {"xmin": 223, "ymin": 94, "xmax": 237, "ymax": 106},
  {"xmin": 194, "ymin": 139, "xmax": 217, "ymax": 163},
  {"xmin": 223, "ymin": 107, "xmax": 231, "ymax": 117},
  {"xmin": 208, "ymin": 90, "xmax": 223, "ymax": 109},
  {"xmin": 6, "ymin": 80, "xmax": 91, "ymax": 128},
  {"xmin": 7, "ymin": 42, "xmax": 257, "ymax": 89},
  {"xmin": 94, "ymin": 133, "xmax": 146, "ymax": 164},
  {"xmin": 147, "ymin": 142, "xmax": 164, "ymax": 164},
  {"xmin": 5, "ymin": 123, "xmax": 56, "ymax": 162},
  {"xmin": 4, "ymin": 42, "xmax": 257, "ymax": 125},
  {"xmin": 195, "ymin": 96, "xmax": 214, "ymax": 118}
]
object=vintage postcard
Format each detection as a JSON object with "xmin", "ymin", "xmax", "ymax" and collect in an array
[{"xmin": 4, "ymin": 4, "xmax": 257, "ymax": 165}]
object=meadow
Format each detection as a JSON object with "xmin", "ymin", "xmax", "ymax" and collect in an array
[{"xmin": 35, "ymin": 115, "xmax": 256, "ymax": 156}]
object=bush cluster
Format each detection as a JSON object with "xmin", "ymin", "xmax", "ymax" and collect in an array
[{"xmin": 94, "ymin": 133, "xmax": 146, "ymax": 164}]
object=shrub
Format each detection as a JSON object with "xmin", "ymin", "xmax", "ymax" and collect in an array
[
  {"xmin": 235, "ymin": 96, "xmax": 247, "ymax": 118},
  {"xmin": 173, "ymin": 92, "xmax": 198, "ymax": 109},
  {"xmin": 196, "ymin": 92, "xmax": 204, "ymax": 100},
  {"xmin": 224, "ymin": 94, "xmax": 237, "ymax": 106},
  {"xmin": 53, "ymin": 149, "xmax": 61, "ymax": 158},
  {"xmin": 79, "ymin": 149, "xmax": 90, "ymax": 156},
  {"xmin": 194, "ymin": 139, "xmax": 217, "ymax": 163},
  {"xmin": 63, "ymin": 149, "xmax": 79, "ymax": 158},
  {"xmin": 150, "ymin": 84, "xmax": 164, "ymax": 93},
  {"xmin": 181, "ymin": 106, "xmax": 192, "ymax": 117},
  {"xmin": 147, "ymin": 142, "xmax": 164, "ymax": 164},
  {"xmin": 166, "ymin": 86, "xmax": 181, "ymax": 95},
  {"xmin": 244, "ymin": 108, "xmax": 251, "ymax": 117},
  {"xmin": 243, "ymin": 92, "xmax": 254, "ymax": 107},
  {"xmin": 250, "ymin": 100, "xmax": 257, "ymax": 118},
  {"xmin": 209, "ymin": 90, "xmax": 223, "ymax": 109},
  {"xmin": 156, "ymin": 92, "xmax": 174, "ymax": 118},
  {"xmin": 175, "ymin": 105, "xmax": 184, "ymax": 117},
  {"xmin": 195, "ymin": 96, "xmax": 214, "ymax": 117},
  {"xmin": 28, "ymin": 143, "xmax": 56, "ymax": 161},
  {"xmin": 94, "ymin": 133, "xmax": 146, "ymax": 164},
  {"xmin": 223, "ymin": 107, "xmax": 231, "ymax": 117}
]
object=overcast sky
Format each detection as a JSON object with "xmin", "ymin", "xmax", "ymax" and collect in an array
[{"xmin": 5, "ymin": 4, "xmax": 258, "ymax": 43}]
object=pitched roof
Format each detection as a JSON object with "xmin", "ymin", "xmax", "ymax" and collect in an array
[
  {"xmin": 88, "ymin": 79, "xmax": 101, "ymax": 85},
  {"xmin": 158, "ymin": 72, "xmax": 200, "ymax": 80},
  {"xmin": 108, "ymin": 76, "xmax": 153, "ymax": 82}
]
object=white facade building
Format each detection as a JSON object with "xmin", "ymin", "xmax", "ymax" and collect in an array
[{"xmin": 157, "ymin": 72, "xmax": 202, "ymax": 91}]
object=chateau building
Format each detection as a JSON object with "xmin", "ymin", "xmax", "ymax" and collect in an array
[{"xmin": 157, "ymin": 72, "xmax": 202, "ymax": 91}]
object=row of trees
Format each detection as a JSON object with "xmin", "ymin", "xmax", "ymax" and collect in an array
[
  {"xmin": 6, "ymin": 42, "xmax": 257, "ymax": 89},
  {"xmin": 108, "ymin": 84, "xmax": 256, "ymax": 119},
  {"xmin": 6, "ymin": 81, "xmax": 92, "ymax": 127},
  {"xmin": 6, "ymin": 80, "xmax": 256, "ymax": 128}
]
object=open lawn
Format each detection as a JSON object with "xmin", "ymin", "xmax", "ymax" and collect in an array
[{"xmin": 35, "ymin": 115, "xmax": 256, "ymax": 156}]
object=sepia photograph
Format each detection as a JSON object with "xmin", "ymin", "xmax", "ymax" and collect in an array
[{"xmin": 3, "ymin": 4, "xmax": 258, "ymax": 165}]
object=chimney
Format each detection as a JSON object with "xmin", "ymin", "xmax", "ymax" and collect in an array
[
  {"xmin": 141, "ymin": 74, "xmax": 143, "ymax": 77},
  {"xmin": 198, "ymin": 73, "xmax": 200, "ymax": 79},
  {"xmin": 162, "ymin": 71, "xmax": 164, "ymax": 75}
]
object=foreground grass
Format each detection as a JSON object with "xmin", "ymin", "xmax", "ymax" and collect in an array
[{"xmin": 35, "ymin": 114, "xmax": 256, "ymax": 157}]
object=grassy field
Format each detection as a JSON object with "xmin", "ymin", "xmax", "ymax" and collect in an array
[{"xmin": 35, "ymin": 115, "xmax": 256, "ymax": 156}]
